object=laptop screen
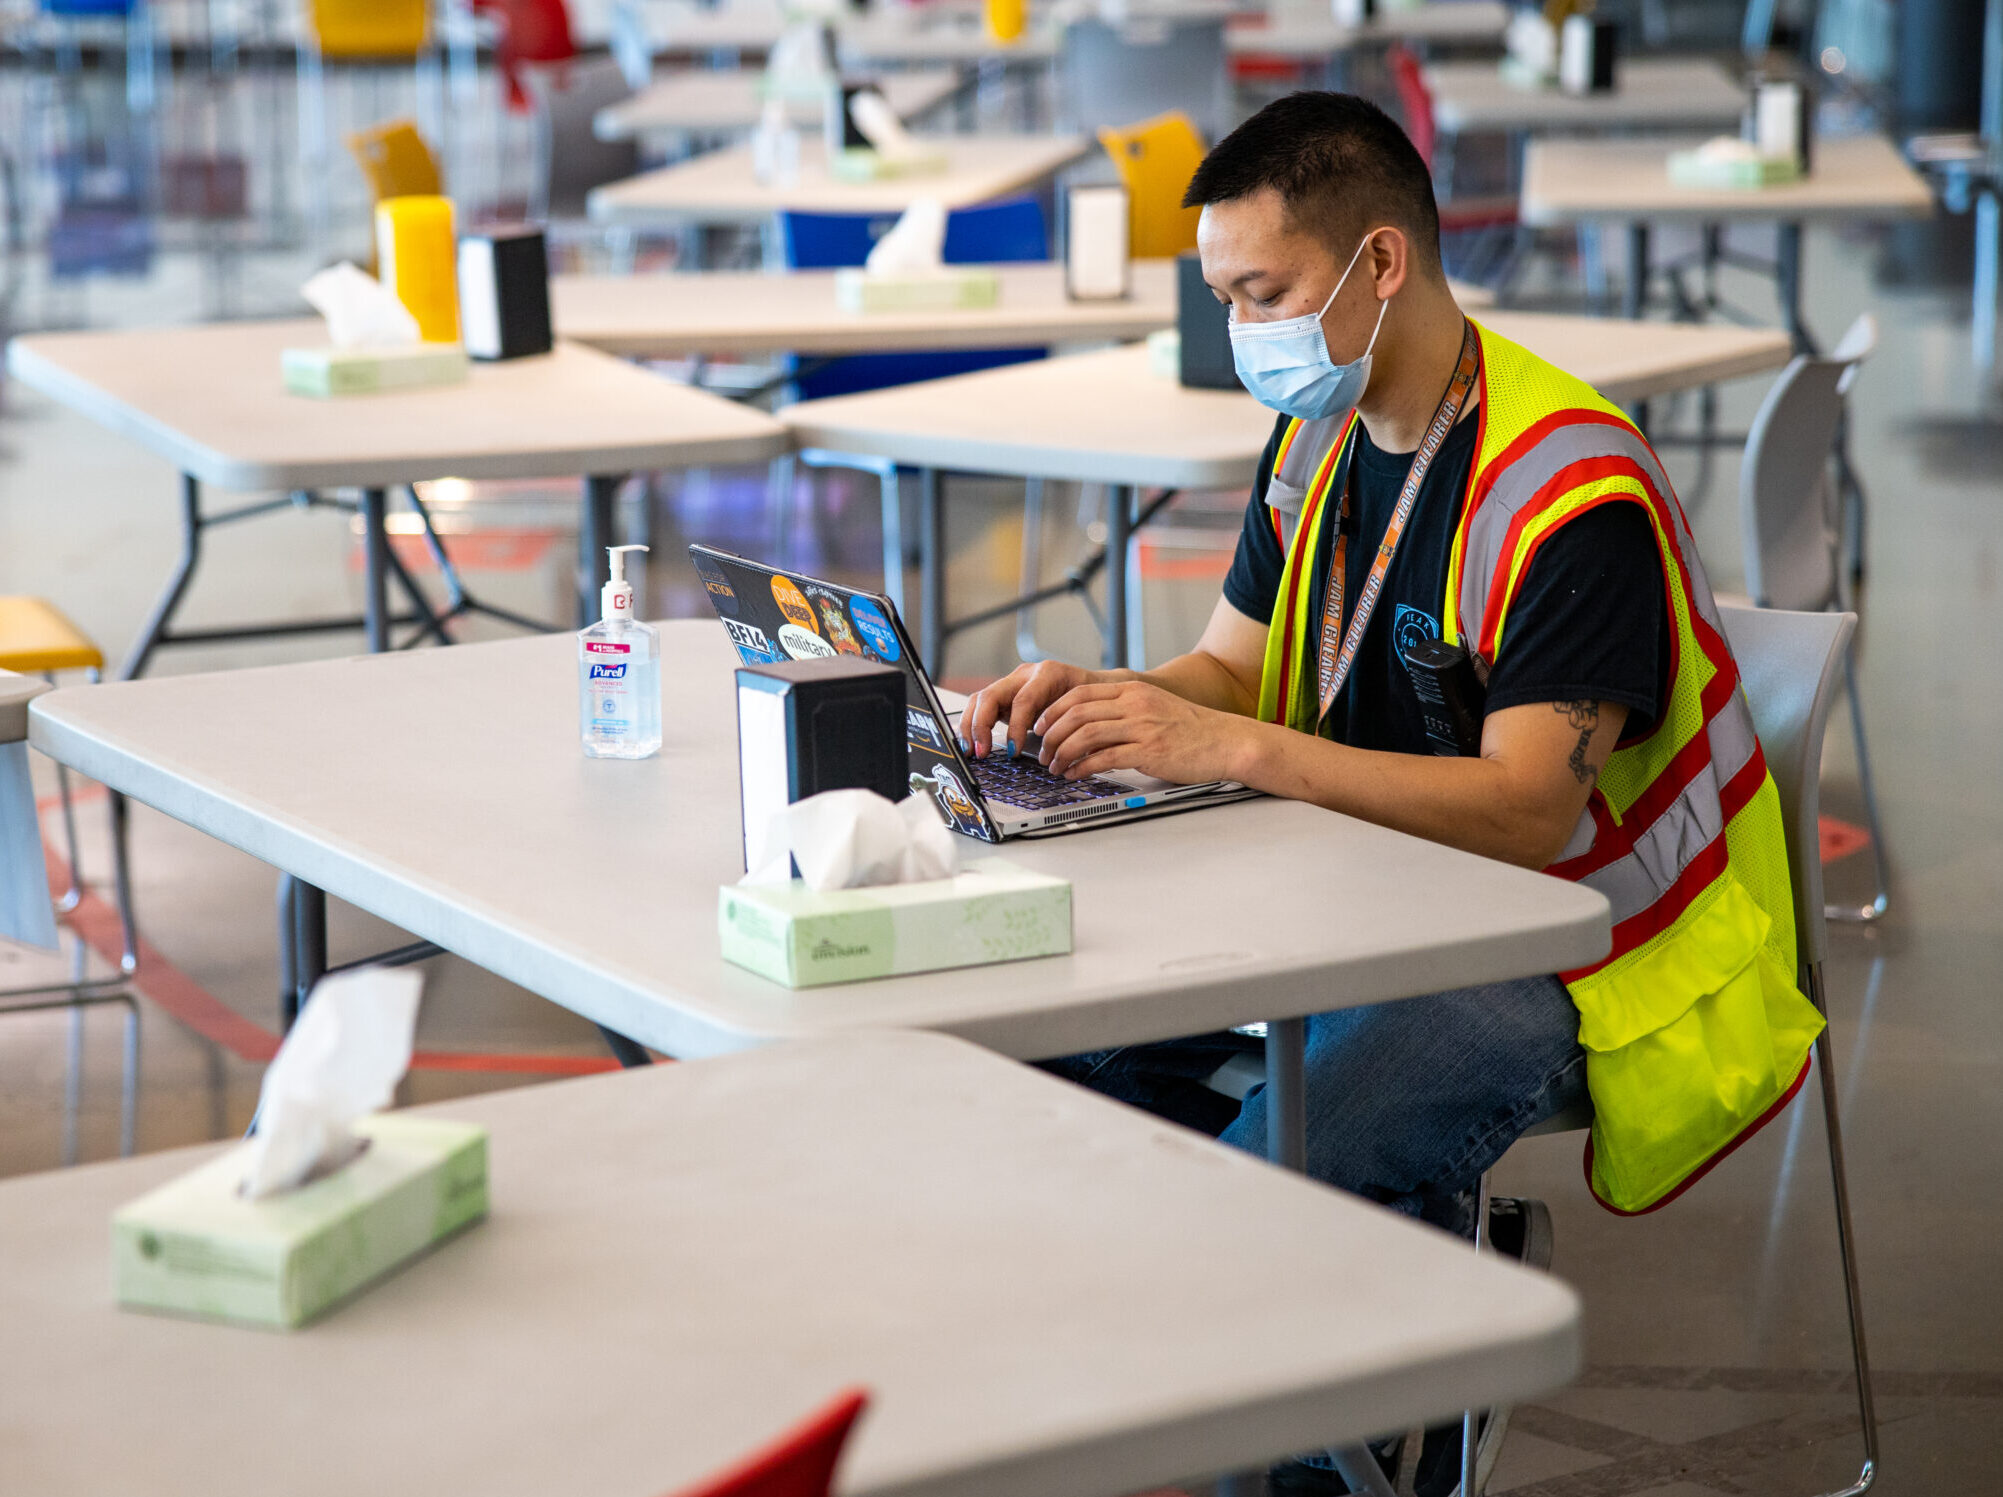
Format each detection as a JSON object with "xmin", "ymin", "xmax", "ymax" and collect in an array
[{"xmin": 688, "ymin": 545, "xmax": 996, "ymax": 842}]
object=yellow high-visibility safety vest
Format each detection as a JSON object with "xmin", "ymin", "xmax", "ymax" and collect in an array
[{"xmin": 1254, "ymin": 319, "xmax": 1826, "ymax": 1215}]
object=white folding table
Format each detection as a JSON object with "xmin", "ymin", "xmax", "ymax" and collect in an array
[
  {"xmin": 3, "ymin": 324, "xmax": 789, "ymax": 671},
  {"xmin": 29, "ymin": 623, "xmax": 1611, "ymax": 1164},
  {"xmin": 1422, "ymin": 57, "xmax": 1748, "ymax": 136},
  {"xmin": 592, "ymin": 67, "xmax": 964, "ymax": 147},
  {"xmin": 781, "ymin": 312, "xmax": 1793, "ymax": 668},
  {"xmin": 586, "ymin": 133, "xmax": 1091, "ymax": 234},
  {"xmin": 1225, "ymin": 1, "xmax": 1510, "ymax": 60},
  {"xmin": 0, "ymin": 1030, "xmax": 1583, "ymax": 1497}
]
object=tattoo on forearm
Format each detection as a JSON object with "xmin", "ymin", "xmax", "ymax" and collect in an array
[{"xmin": 1558, "ymin": 700, "xmax": 1599, "ymax": 785}]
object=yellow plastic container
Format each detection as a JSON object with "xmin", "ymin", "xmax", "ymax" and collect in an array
[
  {"xmin": 376, "ymin": 195, "xmax": 461, "ymax": 344},
  {"xmin": 985, "ymin": 0, "xmax": 1027, "ymax": 43},
  {"xmin": 308, "ymin": 0, "xmax": 428, "ymax": 59}
]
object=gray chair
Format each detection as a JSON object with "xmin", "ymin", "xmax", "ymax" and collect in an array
[
  {"xmin": 1059, "ymin": 15, "xmax": 1230, "ymax": 141},
  {"xmin": 1208, "ymin": 606, "xmax": 1881, "ymax": 1497},
  {"xmin": 1740, "ymin": 313, "xmax": 1890, "ymax": 923},
  {"xmin": 0, "ymin": 671, "xmax": 139, "ymax": 1166}
]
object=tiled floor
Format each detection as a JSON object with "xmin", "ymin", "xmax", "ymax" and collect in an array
[{"xmin": 2, "ymin": 150, "xmax": 1998, "ymax": 1497}]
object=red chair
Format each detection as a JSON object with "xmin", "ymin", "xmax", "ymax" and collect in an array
[
  {"xmin": 1386, "ymin": 42, "xmax": 1521, "ymax": 286},
  {"xmin": 662, "ymin": 1389, "xmax": 870, "ymax": 1497},
  {"xmin": 472, "ymin": 0, "xmax": 577, "ymax": 111}
]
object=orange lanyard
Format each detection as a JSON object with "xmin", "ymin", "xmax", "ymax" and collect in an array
[{"xmin": 1316, "ymin": 319, "xmax": 1481, "ymax": 726}]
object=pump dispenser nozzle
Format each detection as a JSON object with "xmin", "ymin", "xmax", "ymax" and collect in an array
[{"xmin": 602, "ymin": 544, "xmax": 649, "ymax": 622}]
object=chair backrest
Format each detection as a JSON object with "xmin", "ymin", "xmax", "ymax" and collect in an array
[
  {"xmin": 347, "ymin": 119, "xmax": 443, "ymax": 202},
  {"xmin": 1061, "ymin": 15, "xmax": 1229, "ymax": 140},
  {"xmin": 779, "ymin": 197, "xmax": 1047, "ymax": 269},
  {"xmin": 1098, "ymin": 111, "xmax": 1204, "ymax": 260},
  {"xmin": 308, "ymin": 0, "xmax": 428, "ymax": 59},
  {"xmin": 1739, "ymin": 311, "xmax": 1874, "ymax": 613},
  {"xmin": 663, "ymin": 1389, "xmax": 868, "ymax": 1497},
  {"xmin": 1715, "ymin": 604, "xmax": 1856, "ymax": 969},
  {"xmin": 1386, "ymin": 43, "xmax": 1437, "ymax": 168},
  {"xmin": 540, "ymin": 55, "xmax": 640, "ymax": 220}
]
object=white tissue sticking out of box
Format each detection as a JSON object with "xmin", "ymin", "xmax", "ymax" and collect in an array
[
  {"xmin": 302, "ymin": 262, "xmax": 421, "ymax": 348},
  {"xmin": 745, "ymin": 788, "xmax": 959, "ymax": 891},
  {"xmin": 238, "ymin": 967, "xmax": 424, "ymax": 1201},
  {"xmin": 865, "ymin": 198, "xmax": 948, "ymax": 274},
  {"xmin": 850, "ymin": 87, "xmax": 922, "ymax": 161}
]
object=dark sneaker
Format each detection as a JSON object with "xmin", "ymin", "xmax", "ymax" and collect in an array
[{"xmin": 1485, "ymin": 1195, "xmax": 1553, "ymax": 1271}]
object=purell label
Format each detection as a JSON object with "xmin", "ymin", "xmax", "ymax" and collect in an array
[
  {"xmin": 588, "ymin": 662, "xmax": 628, "ymax": 680},
  {"xmin": 585, "ymin": 641, "xmax": 632, "ymax": 655}
]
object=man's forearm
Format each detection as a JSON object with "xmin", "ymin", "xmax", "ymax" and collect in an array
[
  {"xmin": 1136, "ymin": 650, "xmax": 1260, "ymax": 717},
  {"xmin": 1230, "ymin": 718, "xmax": 1562, "ymax": 868}
]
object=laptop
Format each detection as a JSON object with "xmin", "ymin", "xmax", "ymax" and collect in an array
[{"xmin": 689, "ymin": 544, "xmax": 1251, "ymax": 842}]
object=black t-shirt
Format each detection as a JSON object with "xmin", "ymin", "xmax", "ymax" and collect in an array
[{"xmin": 1222, "ymin": 412, "xmax": 1670, "ymax": 753}]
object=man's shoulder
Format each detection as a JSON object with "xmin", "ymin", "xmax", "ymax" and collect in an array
[{"xmin": 1471, "ymin": 319, "xmax": 1634, "ymax": 432}]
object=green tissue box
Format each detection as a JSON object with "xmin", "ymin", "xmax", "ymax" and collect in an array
[
  {"xmin": 828, "ymin": 146, "xmax": 949, "ymax": 182},
  {"xmin": 112, "ymin": 1114, "xmax": 488, "ymax": 1330},
  {"xmin": 281, "ymin": 342, "xmax": 470, "ymax": 397},
  {"xmin": 1666, "ymin": 150, "xmax": 1801, "ymax": 190},
  {"xmin": 719, "ymin": 859, "xmax": 1072, "ymax": 987},
  {"xmin": 834, "ymin": 266, "xmax": 1001, "ymax": 314}
]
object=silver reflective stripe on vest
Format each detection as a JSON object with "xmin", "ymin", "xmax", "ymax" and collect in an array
[
  {"xmin": 1269, "ymin": 413, "xmax": 1350, "ymax": 552},
  {"xmin": 1458, "ymin": 421, "xmax": 1676, "ymax": 649}
]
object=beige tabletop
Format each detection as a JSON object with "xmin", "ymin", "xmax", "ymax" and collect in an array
[
  {"xmin": 593, "ymin": 67, "xmax": 963, "ymax": 142},
  {"xmin": 552, "ymin": 263, "xmax": 1494, "ymax": 359},
  {"xmin": 30, "ymin": 625, "xmax": 1609, "ymax": 1059},
  {"xmin": 3, "ymin": 322, "xmax": 789, "ymax": 492},
  {"xmin": 782, "ymin": 310, "xmax": 1793, "ymax": 488},
  {"xmin": 1423, "ymin": 57, "xmax": 1747, "ymax": 134},
  {"xmin": 839, "ymin": 13, "xmax": 1062, "ymax": 65},
  {"xmin": 0, "ymin": 1030, "xmax": 1582, "ymax": 1497},
  {"xmin": 555, "ymin": 259, "xmax": 1175, "ymax": 355},
  {"xmin": 588, "ymin": 133, "xmax": 1092, "ymax": 228},
  {"xmin": 1226, "ymin": 1, "xmax": 1510, "ymax": 58},
  {"xmin": 1521, "ymin": 131, "xmax": 1937, "ymax": 225}
]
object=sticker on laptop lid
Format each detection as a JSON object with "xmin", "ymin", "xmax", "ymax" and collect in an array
[
  {"xmin": 909, "ymin": 764, "xmax": 985, "ymax": 838},
  {"xmin": 906, "ymin": 706, "xmax": 946, "ymax": 751},
  {"xmin": 779, "ymin": 623, "xmax": 836, "ymax": 660},
  {"xmin": 770, "ymin": 575, "xmax": 819, "ymax": 635},
  {"xmin": 723, "ymin": 618, "xmax": 779, "ymax": 662},
  {"xmin": 804, "ymin": 585, "xmax": 865, "ymax": 655},
  {"xmin": 848, "ymin": 596, "xmax": 901, "ymax": 661},
  {"xmin": 691, "ymin": 552, "xmax": 738, "ymax": 614}
]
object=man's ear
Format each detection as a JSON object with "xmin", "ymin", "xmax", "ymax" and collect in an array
[{"xmin": 1370, "ymin": 226, "xmax": 1413, "ymax": 301}]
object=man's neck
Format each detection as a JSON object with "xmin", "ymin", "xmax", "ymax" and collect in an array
[{"xmin": 1354, "ymin": 285, "xmax": 1471, "ymax": 455}]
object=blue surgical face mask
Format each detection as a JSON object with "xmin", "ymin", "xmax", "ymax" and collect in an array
[{"xmin": 1228, "ymin": 232, "xmax": 1389, "ymax": 421}]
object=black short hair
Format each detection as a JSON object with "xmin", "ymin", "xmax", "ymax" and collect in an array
[{"xmin": 1183, "ymin": 92, "xmax": 1442, "ymax": 274}]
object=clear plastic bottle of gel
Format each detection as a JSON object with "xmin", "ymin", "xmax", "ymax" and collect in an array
[{"xmin": 579, "ymin": 544, "xmax": 661, "ymax": 759}]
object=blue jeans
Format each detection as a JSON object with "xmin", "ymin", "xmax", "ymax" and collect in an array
[{"xmin": 1039, "ymin": 975, "xmax": 1589, "ymax": 1239}]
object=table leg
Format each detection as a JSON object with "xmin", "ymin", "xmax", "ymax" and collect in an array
[
  {"xmin": 118, "ymin": 472, "xmax": 204, "ymax": 680},
  {"xmin": 1265, "ymin": 1016, "xmax": 1307, "ymax": 1173},
  {"xmin": 596, "ymin": 1025, "xmax": 653, "ymax": 1068},
  {"xmin": 1103, "ymin": 484, "xmax": 1132, "ymax": 671},
  {"xmin": 359, "ymin": 487, "xmax": 390, "ymax": 654},
  {"xmin": 1976, "ymin": 189, "xmax": 2000, "ymax": 373},
  {"xmin": 1776, "ymin": 220, "xmax": 1811, "ymax": 354},
  {"xmin": 920, "ymin": 468, "xmax": 945, "ymax": 673},
  {"xmin": 580, "ymin": 474, "xmax": 620, "ymax": 628},
  {"xmin": 1623, "ymin": 222, "xmax": 1652, "ymax": 435},
  {"xmin": 276, "ymin": 874, "xmax": 327, "ymax": 1030}
]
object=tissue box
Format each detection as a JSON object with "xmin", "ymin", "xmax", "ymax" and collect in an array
[
  {"xmin": 828, "ymin": 146, "xmax": 949, "ymax": 182},
  {"xmin": 834, "ymin": 267, "xmax": 1001, "ymax": 314},
  {"xmin": 281, "ymin": 343, "xmax": 470, "ymax": 397},
  {"xmin": 1666, "ymin": 150, "xmax": 1801, "ymax": 190},
  {"xmin": 112, "ymin": 1114, "xmax": 488, "ymax": 1330},
  {"xmin": 719, "ymin": 858, "xmax": 1072, "ymax": 987}
]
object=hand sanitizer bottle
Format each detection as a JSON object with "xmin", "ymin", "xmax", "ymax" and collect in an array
[{"xmin": 579, "ymin": 544, "xmax": 661, "ymax": 759}]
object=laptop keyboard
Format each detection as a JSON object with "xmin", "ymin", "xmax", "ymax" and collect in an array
[{"xmin": 970, "ymin": 753, "xmax": 1124, "ymax": 810}]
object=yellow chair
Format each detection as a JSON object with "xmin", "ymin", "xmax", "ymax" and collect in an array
[
  {"xmin": 307, "ymin": 0, "xmax": 429, "ymax": 60},
  {"xmin": 1098, "ymin": 111, "xmax": 1206, "ymax": 260},
  {"xmin": 347, "ymin": 119, "xmax": 444, "ymax": 203},
  {"xmin": 0, "ymin": 598, "xmax": 135, "ymax": 967}
]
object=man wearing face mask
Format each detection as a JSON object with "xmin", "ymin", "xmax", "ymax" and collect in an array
[{"xmin": 961, "ymin": 93, "xmax": 1818, "ymax": 1301}]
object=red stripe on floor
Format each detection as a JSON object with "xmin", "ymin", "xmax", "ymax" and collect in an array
[{"xmin": 37, "ymin": 791, "xmax": 620, "ymax": 1076}]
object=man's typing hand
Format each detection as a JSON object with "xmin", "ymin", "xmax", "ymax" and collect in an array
[
  {"xmin": 1035, "ymin": 680, "xmax": 1257, "ymax": 785},
  {"xmin": 959, "ymin": 660, "xmax": 1127, "ymax": 760}
]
